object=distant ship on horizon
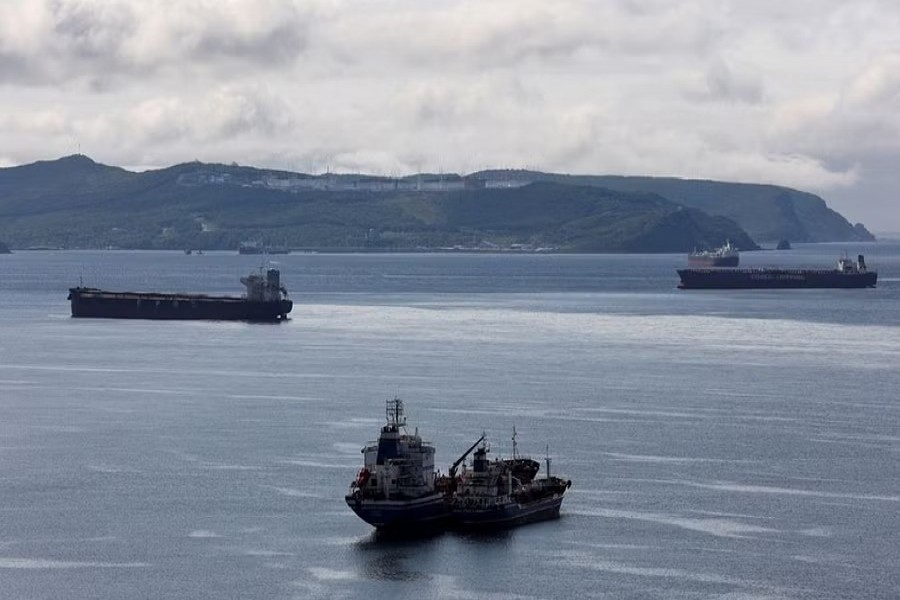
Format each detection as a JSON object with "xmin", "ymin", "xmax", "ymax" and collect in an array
[
  {"xmin": 678, "ymin": 253, "xmax": 877, "ymax": 289},
  {"xmin": 238, "ymin": 241, "xmax": 290, "ymax": 255},
  {"xmin": 68, "ymin": 268, "xmax": 293, "ymax": 321}
]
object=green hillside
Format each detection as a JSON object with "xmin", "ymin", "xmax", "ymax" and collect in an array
[
  {"xmin": 0, "ymin": 156, "xmax": 767, "ymax": 252},
  {"xmin": 474, "ymin": 170, "xmax": 873, "ymax": 243}
]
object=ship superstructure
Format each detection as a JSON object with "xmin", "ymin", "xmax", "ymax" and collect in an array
[{"xmin": 688, "ymin": 241, "xmax": 740, "ymax": 268}]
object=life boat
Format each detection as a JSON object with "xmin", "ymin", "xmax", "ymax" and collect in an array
[{"xmin": 355, "ymin": 468, "xmax": 370, "ymax": 488}]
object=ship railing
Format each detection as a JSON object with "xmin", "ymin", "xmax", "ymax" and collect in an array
[
  {"xmin": 455, "ymin": 496, "xmax": 505, "ymax": 510},
  {"xmin": 691, "ymin": 267, "xmax": 840, "ymax": 274}
]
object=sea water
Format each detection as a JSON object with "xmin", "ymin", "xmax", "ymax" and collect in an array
[{"xmin": 1, "ymin": 244, "xmax": 898, "ymax": 599}]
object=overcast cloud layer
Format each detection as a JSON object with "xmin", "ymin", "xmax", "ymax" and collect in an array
[{"xmin": 1, "ymin": 0, "xmax": 898, "ymax": 228}]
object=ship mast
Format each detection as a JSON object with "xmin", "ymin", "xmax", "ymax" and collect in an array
[
  {"xmin": 385, "ymin": 396, "xmax": 406, "ymax": 430},
  {"xmin": 512, "ymin": 426, "xmax": 519, "ymax": 459}
]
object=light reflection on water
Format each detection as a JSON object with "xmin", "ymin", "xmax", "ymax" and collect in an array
[{"xmin": 0, "ymin": 247, "xmax": 898, "ymax": 599}]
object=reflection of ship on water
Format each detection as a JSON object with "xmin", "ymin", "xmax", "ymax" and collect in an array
[
  {"xmin": 238, "ymin": 241, "xmax": 290, "ymax": 255},
  {"xmin": 345, "ymin": 399, "xmax": 450, "ymax": 531},
  {"xmin": 450, "ymin": 429, "xmax": 571, "ymax": 529}
]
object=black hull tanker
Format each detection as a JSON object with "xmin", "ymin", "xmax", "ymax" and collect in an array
[
  {"xmin": 450, "ymin": 430, "xmax": 571, "ymax": 530},
  {"xmin": 678, "ymin": 254, "xmax": 877, "ymax": 290},
  {"xmin": 68, "ymin": 269, "xmax": 292, "ymax": 321},
  {"xmin": 452, "ymin": 491, "xmax": 566, "ymax": 528}
]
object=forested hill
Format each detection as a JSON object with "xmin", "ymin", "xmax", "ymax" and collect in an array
[
  {"xmin": 474, "ymin": 170, "xmax": 873, "ymax": 243},
  {"xmin": 0, "ymin": 154, "xmax": 854, "ymax": 252}
]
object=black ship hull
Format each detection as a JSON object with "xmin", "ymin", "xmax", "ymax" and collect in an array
[
  {"xmin": 345, "ymin": 493, "xmax": 450, "ymax": 531},
  {"xmin": 68, "ymin": 288, "xmax": 292, "ymax": 321},
  {"xmin": 452, "ymin": 494, "xmax": 564, "ymax": 529},
  {"xmin": 678, "ymin": 269, "xmax": 877, "ymax": 290}
]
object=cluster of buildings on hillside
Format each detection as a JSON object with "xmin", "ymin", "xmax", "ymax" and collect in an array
[{"xmin": 177, "ymin": 170, "xmax": 531, "ymax": 193}]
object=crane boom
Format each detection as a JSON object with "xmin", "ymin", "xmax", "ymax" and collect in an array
[{"xmin": 449, "ymin": 434, "xmax": 486, "ymax": 479}]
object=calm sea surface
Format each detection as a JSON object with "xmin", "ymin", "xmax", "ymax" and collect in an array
[{"xmin": 1, "ymin": 244, "xmax": 899, "ymax": 599}]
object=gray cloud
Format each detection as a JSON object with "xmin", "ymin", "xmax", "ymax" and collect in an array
[
  {"xmin": 704, "ymin": 61, "xmax": 764, "ymax": 104},
  {"xmin": 52, "ymin": 1, "xmax": 136, "ymax": 61},
  {"xmin": 315, "ymin": 0, "xmax": 726, "ymax": 71},
  {"xmin": 1, "ymin": 0, "xmax": 899, "ymax": 228},
  {"xmin": 0, "ymin": 0, "xmax": 309, "ymax": 86}
]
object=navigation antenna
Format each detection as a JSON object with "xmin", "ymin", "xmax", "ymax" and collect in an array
[
  {"xmin": 512, "ymin": 426, "xmax": 519, "ymax": 459},
  {"xmin": 386, "ymin": 397, "xmax": 406, "ymax": 429}
]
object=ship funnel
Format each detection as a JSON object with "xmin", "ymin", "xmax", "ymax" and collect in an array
[
  {"xmin": 473, "ymin": 444, "xmax": 488, "ymax": 473},
  {"xmin": 266, "ymin": 269, "xmax": 280, "ymax": 288},
  {"xmin": 857, "ymin": 255, "xmax": 867, "ymax": 271}
]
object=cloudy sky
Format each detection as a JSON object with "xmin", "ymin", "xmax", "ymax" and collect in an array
[{"xmin": 1, "ymin": 0, "xmax": 898, "ymax": 229}]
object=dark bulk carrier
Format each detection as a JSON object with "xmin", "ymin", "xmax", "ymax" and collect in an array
[
  {"xmin": 678, "ymin": 254, "xmax": 877, "ymax": 290},
  {"xmin": 688, "ymin": 240, "xmax": 739, "ymax": 268},
  {"xmin": 451, "ymin": 431, "xmax": 571, "ymax": 529},
  {"xmin": 68, "ymin": 268, "xmax": 292, "ymax": 321},
  {"xmin": 345, "ymin": 399, "xmax": 451, "ymax": 530}
]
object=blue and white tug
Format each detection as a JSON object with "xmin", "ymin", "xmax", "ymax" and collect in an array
[{"xmin": 345, "ymin": 398, "xmax": 450, "ymax": 530}]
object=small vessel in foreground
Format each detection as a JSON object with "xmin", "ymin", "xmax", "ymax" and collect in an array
[
  {"xmin": 345, "ymin": 399, "xmax": 450, "ymax": 531},
  {"xmin": 678, "ymin": 254, "xmax": 877, "ymax": 290},
  {"xmin": 688, "ymin": 241, "xmax": 739, "ymax": 268},
  {"xmin": 68, "ymin": 268, "xmax": 292, "ymax": 321},
  {"xmin": 451, "ymin": 431, "xmax": 571, "ymax": 529}
]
